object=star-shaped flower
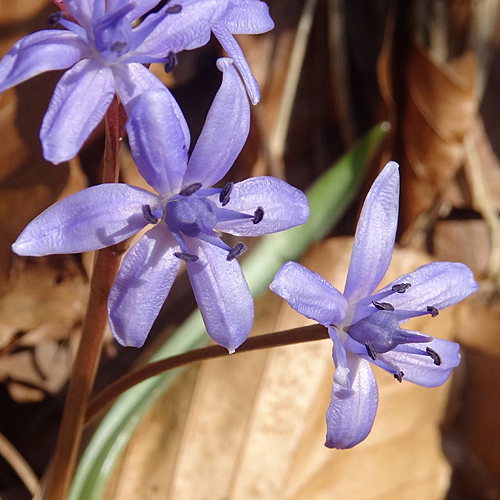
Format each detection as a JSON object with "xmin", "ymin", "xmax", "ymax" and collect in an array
[
  {"xmin": 12, "ymin": 58, "xmax": 310, "ymax": 353},
  {"xmin": 0, "ymin": 0, "xmax": 234, "ymax": 163},
  {"xmin": 270, "ymin": 161, "xmax": 478, "ymax": 449}
]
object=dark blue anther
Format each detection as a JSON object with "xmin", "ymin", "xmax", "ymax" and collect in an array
[
  {"xmin": 111, "ymin": 41, "xmax": 128, "ymax": 52},
  {"xmin": 427, "ymin": 306, "xmax": 439, "ymax": 318},
  {"xmin": 372, "ymin": 301, "xmax": 395, "ymax": 311},
  {"xmin": 426, "ymin": 347, "xmax": 442, "ymax": 365},
  {"xmin": 48, "ymin": 11, "xmax": 65, "ymax": 26},
  {"xmin": 165, "ymin": 4, "xmax": 182, "ymax": 13},
  {"xmin": 219, "ymin": 182, "xmax": 233, "ymax": 206},
  {"xmin": 179, "ymin": 182, "xmax": 202, "ymax": 196},
  {"xmin": 227, "ymin": 242, "xmax": 247, "ymax": 261},
  {"xmin": 392, "ymin": 283, "xmax": 411, "ymax": 293},
  {"xmin": 365, "ymin": 342, "xmax": 377, "ymax": 361},
  {"xmin": 253, "ymin": 206, "xmax": 264, "ymax": 224},
  {"xmin": 164, "ymin": 51, "xmax": 178, "ymax": 73},
  {"xmin": 174, "ymin": 251, "xmax": 199, "ymax": 262},
  {"xmin": 142, "ymin": 205, "xmax": 158, "ymax": 224},
  {"xmin": 394, "ymin": 371, "xmax": 404, "ymax": 383}
]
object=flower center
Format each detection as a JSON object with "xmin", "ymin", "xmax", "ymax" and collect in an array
[
  {"xmin": 347, "ymin": 310, "xmax": 431, "ymax": 355},
  {"xmin": 165, "ymin": 196, "xmax": 218, "ymax": 238},
  {"xmin": 93, "ymin": 3, "xmax": 135, "ymax": 61},
  {"xmin": 152, "ymin": 182, "xmax": 264, "ymax": 262}
]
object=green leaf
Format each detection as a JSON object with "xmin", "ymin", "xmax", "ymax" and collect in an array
[{"xmin": 69, "ymin": 124, "xmax": 386, "ymax": 500}]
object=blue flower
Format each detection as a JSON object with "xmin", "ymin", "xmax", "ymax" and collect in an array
[
  {"xmin": 270, "ymin": 161, "xmax": 478, "ymax": 449},
  {"xmin": 0, "ymin": 0, "xmax": 243, "ymax": 163},
  {"xmin": 12, "ymin": 59, "xmax": 310, "ymax": 353}
]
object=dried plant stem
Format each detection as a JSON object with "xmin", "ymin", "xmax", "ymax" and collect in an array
[
  {"xmin": 268, "ymin": 0, "xmax": 318, "ymax": 169},
  {"xmin": 46, "ymin": 99, "xmax": 126, "ymax": 500},
  {"xmin": 327, "ymin": 0, "xmax": 356, "ymax": 148},
  {"xmin": 85, "ymin": 324, "xmax": 329, "ymax": 426},
  {"xmin": 0, "ymin": 432, "xmax": 38, "ymax": 495}
]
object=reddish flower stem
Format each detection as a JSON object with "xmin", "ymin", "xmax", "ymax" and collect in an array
[
  {"xmin": 47, "ymin": 98, "xmax": 126, "ymax": 500},
  {"xmin": 84, "ymin": 324, "xmax": 329, "ymax": 426}
]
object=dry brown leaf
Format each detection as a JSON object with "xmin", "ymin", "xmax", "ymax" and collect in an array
[
  {"xmin": 0, "ymin": 0, "xmax": 48, "ymax": 25},
  {"xmin": 0, "ymin": 2, "xmax": 94, "ymax": 402},
  {"xmin": 401, "ymin": 41, "xmax": 478, "ymax": 237},
  {"xmin": 0, "ymin": 254, "xmax": 86, "ymax": 401},
  {"xmin": 103, "ymin": 238, "xmax": 471, "ymax": 500}
]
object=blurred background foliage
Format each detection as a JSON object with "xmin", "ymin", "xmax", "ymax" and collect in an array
[{"xmin": 1, "ymin": 0, "xmax": 500, "ymax": 498}]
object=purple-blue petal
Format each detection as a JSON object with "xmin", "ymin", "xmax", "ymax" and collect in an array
[
  {"xmin": 113, "ymin": 63, "xmax": 192, "ymax": 150},
  {"xmin": 108, "ymin": 224, "xmax": 181, "ymax": 347},
  {"xmin": 40, "ymin": 58, "xmax": 115, "ymax": 164},
  {"xmin": 112, "ymin": 62, "xmax": 162, "ymax": 109},
  {"xmin": 12, "ymin": 184, "xmax": 160, "ymax": 256},
  {"xmin": 185, "ymin": 237, "xmax": 253, "ymax": 353},
  {"xmin": 221, "ymin": 0, "xmax": 275, "ymax": 34},
  {"xmin": 0, "ymin": 31, "xmax": 90, "ymax": 93},
  {"xmin": 126, "ymin": 87, "xmax": 188, "ymax": 197},
  {"xmin": 325, "ymin": 353, "xmax": 378, "ymax": 449},
  {"xmin": 270, "ymin": 262, "xmax": 348, "ymax": 326},
  {"xmin": 212, "ymin": 25, "xmax": 260, "ymax": 104},
  {"xmin": 106, "ymin": 0, "xmax": 161, "ymax": 22},
  {"xmin": 183, "ymin": 58, "xmax": 250, "ymax": 188},
  {"xmin": 377, "ymin": 337, "xmax": 461, "ymax": 388},
  {"xmin": 64, "ymin": 0, "xmax": 94, "ymax": 29},
  {"xmin": 343, "ymin": 161, "xmax": 400, "ymax": 303},
  {"xmin": 184, "ymin": 31, "xmax": 212, "ymax": 50},
  {"xmin": 134, "ymin": 0, "xmax": 228, "ymax": 57},
  {"xmin": 379, "ymin": 261, "xmax": 479, "ymax": 320},
  {"xmin": 213, "ymin": 176, "xmax": 310, "ymax": 236}
]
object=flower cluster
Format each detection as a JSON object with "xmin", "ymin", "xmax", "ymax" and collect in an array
[
  {"xmin": 6, "ymin": 0, "xmax": 310, "ymax": 353},
  {"xmin": 0, "ymin": 0, "xmax": 273, "ymax": 163},
  {"xmin": 4, "ymin": 0, "xmax": 478, "ymax": 452},
  {"xmin": 270, "ymin": 162, "xmax": 478, "ymax": 448}
]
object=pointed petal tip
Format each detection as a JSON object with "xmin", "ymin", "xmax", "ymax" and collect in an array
[
  {"xmin": 41, "ymin": 145, "xmax": 71, "ymax": 165},
  {"xmin": 216, "ymin": 57, "xmax": 260, "ymax": 104},
  {"xmin": 383, "ymin": 160, "xmax": 400, "ymax": 173},
  {"xmin": 216, "ymin": 56, "xmax": 234, "ymax": 72},
  {"xmin": 11, "ymin": 240, "xmax": 26, "ymax": 256}
]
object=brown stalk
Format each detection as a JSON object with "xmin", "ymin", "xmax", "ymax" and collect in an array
[
  {"xmin": 46, "ymin": 98, "xmax": 126, "ymax": 500},
  {"xmin": 84, "ymin": 324, "xmax": 330, "ymax": 426}
]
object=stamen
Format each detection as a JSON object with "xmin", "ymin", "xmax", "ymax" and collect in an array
[
  {"xmin": 111, "ymin": 41, "xmax": 127, "ymax": 52},
  {"xmin": 142, "ymin": 205, "xmax": 158, "ymax": 224},
  {"xmin": 227, "ymin": 243, "xmax": 247, "ymax": 261},
  {"xmin": 253, "ymin": 206, "xmax": 264, "ymax": 224},
  {"xmin": 174, "ymin": 251, "xmax": 199, "ymax": 262},
  {"xmin": 219, "ymin": 182, "xmax": 234, "ymax": 206},
  {"xmin": 427, "ymin": 306, "xmax": 439, "ymax": 318},
  {"xmin": 164, "ymin": 51, "xmax": 177, "ymax": 73},
  {"xmin": 165, "ymin": 4, "xmax": 182, "ymax": 13},
  {"xmin": 48, "ymin": 11, "xmax": 65, "ymax": 26},
  {"xmin": 392, "ymin": 283, "xmax": 411, "ymax": 293},
  {"xmin": 372, "ymin": 301, "xmax": 395, "ymax": 311},
  {"xmin": 179, "ymin": 183, "xmax": 202, "ymax": 196},
  {"xmin": 393, "ymin": 371, "xmax": 404, "ymax": 383},
  {"xmin": 365, "ymin": 342, "xmax": 377, "ymax": 360},
  {"xmin": 426, "ymin": 347, "xmax": 442, "ymax": 366}
]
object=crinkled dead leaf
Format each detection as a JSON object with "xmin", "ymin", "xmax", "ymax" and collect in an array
[
  {"xmin": 0, "ymin": 2, "xmax": 92, "ymax": 401},
  {"xmin": 103, "ymin": 238, "xmax": 468, "ymax": 500},
  {"xmin": 401, "ymin": 42, "xmax": 477, "ymax": 236},
  {"xmin": 0, "ymin": 254, "xmax": 87, "ymax": 401}
]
